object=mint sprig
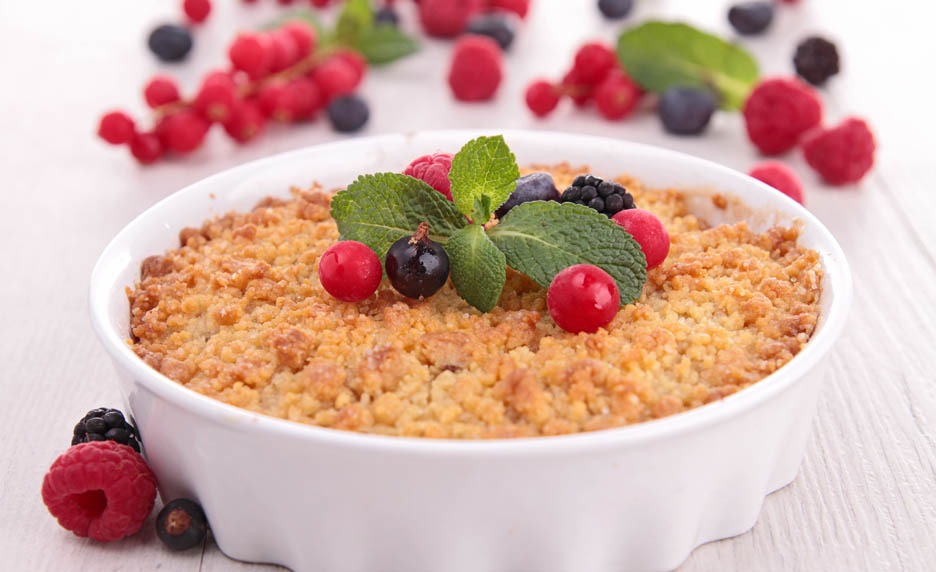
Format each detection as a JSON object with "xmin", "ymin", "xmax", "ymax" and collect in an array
[
  {"xmin": 616, "ymin": 21, "xmax": 759, "ymax": 110},
  {"xmin": 330, "ymin": 135, "xmax": 648, "ymax": 313}
]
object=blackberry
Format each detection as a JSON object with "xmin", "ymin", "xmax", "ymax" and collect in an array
[
  {"xmin": 495, "ymin": 172, "xmax": 559, "ymax": 219},
  {"xmin": 559, "ymin": 175, "xmax": 635, "ymax": 217},
  {"xmin": 72, "ymin": 407, "xmax": 141, "ymax": 452},
  {"xmin": 464, "ymin": 13, "xmax": 516, "ymax": 51},
  {"xmin": 147, "ymin": 24, "xmax": 193, "ymax": 63},
  {"xmin": 327, "ymin": 95, "xmax": 370, "ymax": 133},
  {"xmin": 794, "ymin": 36, "xmax": 840, "ymax": 86},
  {"xmin": 156, "ymin": 499, "xmax": 208, "ymax": 551},
  {"xmin": 727, "ymin": 2, "xmax": 774, "ymax": 36}
]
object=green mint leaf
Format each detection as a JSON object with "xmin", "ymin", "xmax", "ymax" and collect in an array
[
  {"xmin": 334, "ymin": 0, "xmax": 373, "ymax": 46},
  {"xmin": 330, "ymin": 173, "xmax": 467, "ymax": 258},
  {"xmin": 616, "ymin": 21, "xmax": 759, "ymax": 110},
  {"xmin": 488, "ymin": 201, "xmax": 647, "ymax": 304},
  {"xmin": 446, "ymin": 224, "xmax": 506, "ymax": 313},
  {"xmin": 352, "ymin": 25, "xmax": 420, "ymax": 65},
  {"xmin": 448, "ymin": 135, "xmax": 520, "ymax": 222}
]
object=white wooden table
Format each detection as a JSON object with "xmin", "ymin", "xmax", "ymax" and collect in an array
[{"xmin": 2, "ymin": 0, "xmax": 933, "ymax": 570}]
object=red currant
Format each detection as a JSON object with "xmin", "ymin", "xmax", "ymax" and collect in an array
[
  {"xmin": 129, "ymin": 132, "xmax": 163, "ymax": 165},
  {"xmin": 229, "ymin": 32, "xmax": 273, "ymax": 79},
  {"xmin": 268, "ymin": 29, "xmax": 300, "ymax": 73},
  {"xmin": 223, "ymin": 100, "xmax": 266, "ymax": 143},
  {"xmin": 594, "ymin": 69, "xmax": 642, "ymax": 121},
  {"xmin": 547, "ymin": 264, "xmax": 620, "ymax": 333},
  {"xmin": 330, "ymin": 50, "xmax": 367, "ymax": 85},
  {"xmin": 525, "ymin": 80, "xmax": 560, "ymax": 118},
  {"xmin": 157, "ymin": 110, "xmax": 211, "ymax": 153},
  {"xmin": 571, "ymin": 42, "xmax": 617, "ymax": 86},
  {"xmin": 182, "ymin": 0, "xmax": 211, "ymax": 24},
  {"xmin": 143, "ymin": 76, "xmax": 181, "ymax": 109},
  {"xmin": 560, "ymin": 68, "xmax": 592, "ymax": 107},
  {"xmin": 193, "ymin": 71, "xmax": 238, "ymax": 122},
  {"xmin": 97, "ymin": 111, "xmax": 136, "ymax": 145},
  {"xmin": 318, "ymin": 241, "xmax": 382, "ymax": 302},
  {"xmin": 611, "ymin": 209, "xmax": 670, "ymax": 269},
  {"xmin": 281, "ymin": 22, "xmax": 316, "ymax": 59},
  {"xmin": 312, "ymin": 58, "xmax": 359, "ymax": 102},
  {"xmin": 270, "ymin": 78, "xmax": 323, "ymax": 122}
]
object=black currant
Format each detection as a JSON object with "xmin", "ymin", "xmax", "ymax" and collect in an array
[
  {"xmin": 156, "ymin": 499, "xmax": 208, "ymax": 551},
  {"xmin": 148, "ymin": 24, "xmax": 193, "ymax": 63},
  {"xmin": 385, "ymin": 223, "xmax": 450, "ymax": 299},
  {"xmin": 327, "ymin": 95, "xmax": 370, "ymax": 133},
  {"xmin": 464, "ymin": 13, "xmax": 516, "ymax": 51}
]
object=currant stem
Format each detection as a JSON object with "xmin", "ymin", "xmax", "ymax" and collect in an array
[{"xmin": 410, "ymin": 222, "xmax": 430, "ymax": 244}]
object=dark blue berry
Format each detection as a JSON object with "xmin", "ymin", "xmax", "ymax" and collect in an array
[
  {"xmin": 794, "ymin": 36, "xmax": 840, "ymax": 86},
  {"xmin": 157, "ymin": 499, "xmax": 208, "ymax": 551},
  {"xmin": 148, "ymin": 24, "xmax": 193, "ymax": 63},
  {"xmin": 72, "ymin": 407, "xmax": 141, "ymax": 452},
  {"xmin": 597, "ymin": 0, "xmax": 634, "ymax": 20},
  {"xmin": 464, "ymin": 13, "xmax": 516, "ymax": 51},
  {"xmin": 559, "ymin": 175, "xmax": 635, "ymax": 216},
  {"xmin": 728, "ymin": 2, "xmax": 774, "ymax": 36},
  {"xmin": 327, "ymin": 95, "xmax": 370, "ymax": 133},
  {"xmin": 385, "ymin": 223, "xmax": 450, "ymax": 299},
  {"xmin": 494, "ymin": 172, "xmax": 559, "ymax": 219},
  {"xmin": 658, "ymin": 87, "xmax": 718, "ymax": 136},
  {"xmin": 375, "ymin": 5, "xmax": 399, "ymax": 27}
]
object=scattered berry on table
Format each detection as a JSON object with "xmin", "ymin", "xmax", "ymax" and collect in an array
[
  {"xmin": 276, "ymin": 78, "xmax": 324, "ymax": 122},
  {"xmin": 727, "ymin": 2, "xmax": 774, "ymax": 36},
  {"xmin": 229, "ymin": 32, "xmax": 273, "ymax": 79},
  {"xmin": 448, "ymin": 35, "xmax": 503, "ymax": 101},
  {"xmin": 594, "ymin": 69, "xmax": 642, "ymax": 121},
  {"xmin": 611, "ymin": 209, "xmax": 670, "ymax": 269},
  {"xmin": 385, "ymin": 223, "xmax": 451, "ymax": 300},
  {"xmin": 222, "ymin": 100, "xmax": 266, "ymax": 143},
  {"xmin": 281, "ymin": 20, "xmax": 316, "ymax": 58},
  {"xmin": 192, "ymin": 71, "xmax": 238, "ymax": 123},
  {"xmin": 404, "ymin": 153, "xmax": 454, "ymax": 200},
  {"xmin": 658, "ymin": 86, "xmax": 718, "ymax": 135},
  {"xmin": 525, "ymin": 80, "xmax": 561, "ymax": 117},
  {"xmin": 794, "ymin": 36, "xmax": 840, "ymax": 86},
  {"xmin": 97, "ymin": 111, "xmax": 136, "ymax": 145},
  {"xmin": 748, "ymin": 161, "xmax": 805, "ymax": 204},
  {"xmin": 157, "ymin": 110, "xmax": 211, "ymax": 153},
  {"xmin": 148, "ymin": 24, "xmax": 193, "ymax": 63},
  {"xmin": 489, "ymin": 0, "xmax": 530, "ymax": 19},
  {"xmin": 143, "ymin": 76, "xmax": 181, "ymax": 108},
  {"xmin": 130, "ymin": 132, "xmax": 164, "ymax": 164},
  {"xmin": 268, "ymin": 28, "xmax": 302, "ymax": 73},
  {"xmin": 547, "ymin": 264, "xmax": 620, "ymax": 334},
  {"xmin": 41, "ymin": 441, "xmax": 157, "ymax": 542},
  {"xmin": 465, "ymin": 12, "xmax": 516, "ymax": 51},
  {"xmin": 182, "ymin": 0, "xmax": 212, "ymax": 24},
  {"xmin": 560, "ymin": 67, "xmax": 593, "ymax": 107},
  {"xmin": 419, "ymin": 0, "xmax": 483, "ymax": 38},
  {"xmin": 327, "ymin": 94, "xmax": 370, "ymax": 133},
  {"xmin": 72, "ymin": 407, "xmax": 142, "ymax": 452},
  {"xmin": 312, "ymin": 57, "xmax": 361, "ymax": 102},
  {"xmin": 375, "ymin": 5, "xmax": 400, "ymax": 27},
  {"xmin": 743, "ymin": 77, "xmax": 822, "ymax": 155},
  {"xmin": 495, "ymin": 172, "xmax": 560, "ymax": 219},
  {"xmin": 559, "ymin": 174, "xmax": 635, "ymax": 217},
  {"xmin": 156, "ymin": 499, "xmax": 208, "ymax": 551},
  {"xmin": 319, "ymin": 241, "xmax": 383, "ymax": 302},
  {"xmin": 597, "ymin": 0, "xmax": 634, "ymax": 20},
  {"xmin": 802, "ymin": 117, "xmax": 876, "ymax": 185},
  {"xmin": 331, "ymin": 49, "xmax": 368, "ymax": 86},
  {"xmin": 572, "ymin": 42, "xmax": 617, "ymax": 86}
]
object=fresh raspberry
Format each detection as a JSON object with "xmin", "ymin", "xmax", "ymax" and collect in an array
[
  {"xmin": 594, "ymin": 69, "xmax": 642, "ymax": 120},
  {"xmin": 318, "ymin": 241, "xmax": 383, "ymax": 302},
  {"xmin": 41, "ymin": 441, "xmax": 157, "ymax": 542},
  {"xmin": 268, "ymin": 29, "xmax": 301, "ymax": 73},
  {"xmin": 611, "ymin": 208, "xmax": 671, "ymax": 269},
  {"xmin": 193, "ymin": 71, "xmax": 239, "ymax": 122},
  {"xmin": 404, "ymin": 153, "xmax": 454, "ymax": 200},
  {"xmin": 312, "ymin": 58, "xmax": 359, "ymax": 102},
  {"xmin": 182, "ymin": 0, "xmax": 211, "ymax": 24},
  {"xmin": 748, "ymin": 161, "xmax": 805, "ymax": 204},
  {"xmin": 561, "ymin": 68, "xmax": 592, "ymax": 107},
  {"xmin": 143, "ymin": 76, "xmax": 181, "ymax": 109},
  {"xmin": 157, "ymin": 110, "xmax": 211, "ymax": 153},
  {"xmin": 448, "ymin": 35, "xmax": 503, "ymax": 102},
  {"xmin": 525, "ymin": 80, "xmax": 561, "ymax": 118},
  {"xmin": 419, "ymin": 0, "xmax": 483, "ymax": 38},
  {"xmin": 129, "ymin": 132, "xmax": 164, "ymax": 165},
  {"xmin": 97, "ymin": 111, "xmax": 136, "ymax": 145},
  {"xmin": 281, "ymin": 21, "xmax": 316, "ymax": 59},
  {"xmin": 223, "ymin": 100, "xmax": 266, "ymax": 143},
  {"xmin": 743, "ymin": 77, "xmax": 822, "ymax": 155},
  {"xmin": 802, "ymin": 117, "xmax": 876, "ymax": 185},
  {"xmin": 572, "ymin": 42, "xmax": 618, "ymax": 86},
  {"xmin": 229, "ymin": 32, "xmax": 273, "ymax": 79},
  {"xmin": 330, "ymin": 50, "xmax": 368, "ymax": 86},
  {"xmin": 489, "ymin": 0, "xmax": 530, "ymax": 18},
  {"xmin": 547, "ymin": 264, "xmax": 620, "ymax": 333}
]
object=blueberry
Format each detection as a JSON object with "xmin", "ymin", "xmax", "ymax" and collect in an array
[
  {"xmin": 385, "ymin": 223, "xmax": 450, "ymax": 299},
  {"xmin": 658, "ymin": 87, "xmax": 718, "ymax": 136},
  {"xmin": 728, "ymin": 2, "xmax": 774, "ymax": 36},
  {"xmin": 327, "ymin": 95, "xmax": 370, "ymax": 133},
  {"xmin": 375, "ymin": 5, "xmax": 399, "ymax": 27},
  {"xmin": 147, "ymin": 24, "xmax": 193, "ymax": 63},
  {"xmin": 156, "ymin": 499, "xmax": 208, "ymax": 551},
  {"xmin": 597, "ymin": 0, "xmax": 634, "ymax": 20},
  {"xmin": 494, "ymin": 172, "xmax": 560, "ymax": 219},
  {"xmin": 464, "ymin": 13, "xmax": 516, "ymax": 51}
]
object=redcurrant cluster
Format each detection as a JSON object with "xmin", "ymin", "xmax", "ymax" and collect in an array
[
  {"xmin": 524, "ymin": 41, "xmax": 643, "ymax": 120},
  {"xmin": 98, "ymin": 21, "xmax": 371, "ymax": 164}
]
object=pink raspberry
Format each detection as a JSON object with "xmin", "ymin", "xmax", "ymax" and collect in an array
[
  {"xmin": 448, "ymin": 35, "xmax": 503, "ymax": 102},
  {"xmin": 404, "ymin": 153, "xmax": 454, "ymax": 200},
  {"xmin": 41, "ymin": 441, "xmax": 157, "ymax": 542},
  {"xmin": 743, "ymin": 77, "xmax": 822, "ymax": 155},
  {"xmin": 419, "ymin": 0, "xmax": 483, "ymax": 38},
  {"xmin": 802, "ymin": 117, "xmax": 876, "ymax": 185},
  {"xmin": 748, "ymin": 161, "xmax": 805, "ymax": 204}
]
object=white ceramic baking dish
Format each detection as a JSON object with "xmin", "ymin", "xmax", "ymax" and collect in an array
[{"xmin": 89, "ymin": 130, "xmax": 851, "ymax": 572}]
